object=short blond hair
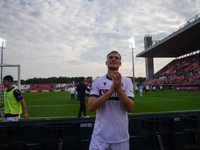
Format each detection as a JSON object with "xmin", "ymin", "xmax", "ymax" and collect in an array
[{"xmin": 107, "ymin": 51, "xmax": 121, "ymax": 60}]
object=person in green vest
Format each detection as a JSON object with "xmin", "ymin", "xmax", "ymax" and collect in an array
[{"xmin": 0, "ymin": 75, "xmax": 29, "ymax": 122}]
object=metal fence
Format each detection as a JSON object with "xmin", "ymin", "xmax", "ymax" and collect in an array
[{"xmin": 0, "ymin": 111, "xmax": 199, "ymax": 150}]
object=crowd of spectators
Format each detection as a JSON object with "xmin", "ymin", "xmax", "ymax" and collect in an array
[
  {"xmin": 146, "ymin": 53, "xmax": 200, "ymax": 86},
  {"xmin": 23, "ymin": 82, "xmax": 92, "ymax": 91},
  {"xmin": 28, "ymin": 83, "xmax": 69, "ymax": 91}
]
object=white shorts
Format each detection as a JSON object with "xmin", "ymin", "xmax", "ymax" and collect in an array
[
  {"xmin": 89, "ymin": 137, "xmax": 129, "ymax": 150},
  {"xmin": 4, "ymin": 116, "xmax": 19, "ymax": 122}
]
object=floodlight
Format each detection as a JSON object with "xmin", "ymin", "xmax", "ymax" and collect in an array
[
  {"xmin": 0, "ymin": 38, "xmax": 6, "ymax": 48},
  {"xmin": 128, "ymin": 37, "xmax": 135, "ymax": 83},
  {"xmin": 0, "ymin": 38, "xmax": 6, "ymax": 83},
  {"xmin": 128, "ymin": 37, "xmax": 135, "ymax": 49}
]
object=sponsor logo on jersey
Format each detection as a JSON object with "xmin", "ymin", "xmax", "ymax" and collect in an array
[
  {"xmin": 99, "ymin": 89, "xmax": 120, "ymax": 100},
  {"xmin": 99, "ymin": 89, "xmax": 109, "ymax": 95}
]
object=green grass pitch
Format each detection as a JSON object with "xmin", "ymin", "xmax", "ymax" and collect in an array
[{"xmin": 21, "ymin": 90, "xmax": 200, "ymax": 120}]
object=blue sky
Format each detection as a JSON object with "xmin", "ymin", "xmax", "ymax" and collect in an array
[{"xmin": 0, "ymin": 0, "xmax": 199, "ymax": 80}]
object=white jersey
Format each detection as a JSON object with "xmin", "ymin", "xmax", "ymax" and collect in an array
[
  {"xmin": 68, "ymin": 87, "xmax": 75, "ymax": 94},
  {"xmin": 89, "ymin": 74, "xmax": 134, "ymax": 143},
  {"xmin": 139, "ymin": 86, "xmax": 143, "ymax": 92}
]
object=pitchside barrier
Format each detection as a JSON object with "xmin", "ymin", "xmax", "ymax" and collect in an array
[{"xmin": 0, "ymin": 111, "xmax": 199, "ymax": 150}]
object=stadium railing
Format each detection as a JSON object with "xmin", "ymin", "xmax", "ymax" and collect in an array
[{"xmin": 0, "ymin": 111, "xmax": 200, "ymax": 150}]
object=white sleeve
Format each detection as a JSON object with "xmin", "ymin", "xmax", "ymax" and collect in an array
[
  {"xmin": 89, "ymin": 78, "xmax": 99, "ymax": 97},
  {"xmin": 125, "ymin": 78, "xmax": 134, "ymax": 100}
]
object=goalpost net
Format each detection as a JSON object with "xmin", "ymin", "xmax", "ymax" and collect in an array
[{"xmin": 0, "ymin": 64, "xmax": 21, "ymax": 121}]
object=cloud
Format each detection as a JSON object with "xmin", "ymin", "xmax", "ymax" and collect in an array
[{"xmin": 0, "ymin": 0, "xmax": 199, "ymax": 80}]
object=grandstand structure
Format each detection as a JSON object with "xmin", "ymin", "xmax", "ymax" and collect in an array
[{"xmin": 136, "ymin": 14, "xmax": 200, "ymax": 90}]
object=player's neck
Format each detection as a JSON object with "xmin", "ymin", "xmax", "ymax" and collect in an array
[
  {"xmin": 7, "ymin": 85, "xmax": 14, "ymax": 90},
  {"xmin": 107, "ymin": 69, "xmax": 118, "ymax": 78}
]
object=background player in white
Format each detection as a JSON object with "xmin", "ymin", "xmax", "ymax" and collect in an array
[
  {"xmin": 68, "ymin": 85, "xmax": 75, "ymax": 101},
  {"xmin": 145, "ymin": 85, "xmax": 150, "ymax": 94},
  {"xmin": 139, "ymin": 85, "xmax": 143, "ymax": 97},
  {"xmin": 88, "ymin": 51, "xmax": 134, "ymax": 150},
  {"xmin": 160, "ymin": 85, "xmax": 163, "ymax": 92},
  {"xmin": 153, "ymin": 86, "xmax": 156, "ymax": 92},
  {"xmin": 135, "ymin": 85, "xmax": 139, "ymax": 94}
]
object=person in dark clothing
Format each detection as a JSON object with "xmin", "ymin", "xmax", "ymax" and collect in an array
[{"xmin": 77, "ymin": 77, "xmax": 90, "ymax": 118}]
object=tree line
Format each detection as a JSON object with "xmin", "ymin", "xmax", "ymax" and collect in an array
[
  {"xmin": 21, "ymin": 76, "xmax": 146, "ymax": 85},
  {"xmin": 21, "ymin": 76, "xmax": 93, "ymax": 84}
]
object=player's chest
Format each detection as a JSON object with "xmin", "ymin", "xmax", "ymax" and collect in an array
[
  {"xmin": 98, "ymin": 80, "xmax": 125, "ymax": 96},
  {"xmin": 4, "ymin": 92, "xmax": 13, "ymax": 100}
]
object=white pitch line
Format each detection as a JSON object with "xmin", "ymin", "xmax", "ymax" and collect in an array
[
  {"xmin": 129, "ymin": 109, "xmax": 200, "ymax": 115},
  {"xmin": 28, "ymin": 115, "xmax": 96, "ymax": 119},
  {"xmin": 27, "ymin": 104, "xmax": 88, "ymax": 107}
]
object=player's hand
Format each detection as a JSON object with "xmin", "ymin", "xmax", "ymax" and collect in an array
[
  {"xmin": 24, "ymin": 113, "xmax": 29, "ymax": 120},
  {"xmin": 109, "ymin": 82, "xmax": 116, "ymax": 94},
  {"xmin": 111, "ymin": 71, "xmax": 122, "ymax": 91}
]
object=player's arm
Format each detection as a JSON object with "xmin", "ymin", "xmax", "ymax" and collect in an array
[
  {"xmin": 85, "ymin": 85, "xmax": 90, "ymax": 92},
  {"xmin": 117, "ymin": 88, "xmax": 134, "ymax": 113},
  {"xmin": 112, "ymin": 71, "xmax": 134, "ymax": 113},
  {"xmin": 88, "ymin": 81, "xmax": 115, "ymax": 112},
  {"xmin": 20, "ymin": 99, "xmax": 29, "ymax": 120},
  {"xmin": 14, "ymin": 89, "xmax": 29, "ymax": 120}
]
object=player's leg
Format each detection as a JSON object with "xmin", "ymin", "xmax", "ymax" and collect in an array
[
  {"xmin": 89, "ymin": 137, "xmax": 109, "ymax": 150},
  {"xmin": 83, "ymin": 102, "xmax": 86, "ymax": 116},
  {"xmin": 71, "ymin": 94, "xmax": 73, "ymax": 101},
  {"xmin": 78, "ymin": 97, "xmax": 84, "ymax": 118},
  {"xmin": 110, "ymin": 140, "xmax": 129, "ymax": 150}
]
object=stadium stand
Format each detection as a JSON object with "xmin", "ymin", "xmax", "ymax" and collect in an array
[
  {"xmin": 145, "ymin": 53, "xmax": 200, "ymax": 90},
  {"xmin": 20, "ymin": 83, "xmax": 68, "ymax": 92},
  {"xmin": 20, "ymin": 83, "xmax": 91, "ymax": 92},
  {"xmin": 136, "ymin": 13, "xmax": 200, "ymax": 91},
  {"xmin": 30, "ymin": 84, "xmax": 52, "ymax": 90}
]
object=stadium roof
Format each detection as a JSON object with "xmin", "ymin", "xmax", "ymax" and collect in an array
[{"xmin": 136, "ymin": 14, "xmax": 200, "ymax": 58}]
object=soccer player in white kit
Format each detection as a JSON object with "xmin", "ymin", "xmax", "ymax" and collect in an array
[
  {"xmin": 88, "ymin": 51, "xmax": 134, "ymax": 150},
  {"xmin": 139, "ymin": 85, "xmax": 143, "ymax": 97}
]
